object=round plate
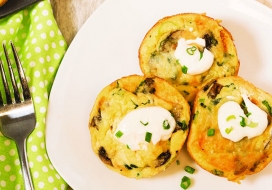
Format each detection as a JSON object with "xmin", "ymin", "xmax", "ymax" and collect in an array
[{"xmin": 46, "ymin": 0, "xmax": 272, "ymax": 189}]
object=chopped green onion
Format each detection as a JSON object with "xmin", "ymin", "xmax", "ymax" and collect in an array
[
  {"xmin": 184, "ymin": 166, "xmax": 195, "ymax": 174},
  {"xmin": 130, "ymin": 164, "xmax": 138, "ymax": 168},
  {"xmin": 186, "ymin": 46, "xmax": 197, "ymax": 55},
  {"xmin": 177, "ymin": 120, "xmax": 188, "ymax": 131},
  {"xmin": 193, "ymin": 111, "xmax": 199, "ymax": 121},
  {"xmin": 225, "ymin": 127, "xmax": 233, "ymax": 134},
  {"xmin": 226, "ymin": 115, "xmax": 236, "ymax": 121},
  {"xmin": 145, "ymin": 132, "xmax": 152, "ymax": 143},
  {"xmin": 163, "ymin": 119, "xmax": 170, "ymax": 130},
  {"xmin": 211, "ymin": 38, "xmax": 218, "ymax": 46},
  {"xmin": 176, "ymin": 160, "xmax": 180, "ymax": 165},
  {"xmin": 240, "ymin": 116, "xmax": 246, "ymax": 127},
  {"xmin": 182, "ymin": 65, "xmax": 188, "ymax": 74},
  {"xmin": 180, "ymin": 176, "xmax": 191, "ymax": 190},
  {"xmin": 183, "ymin": 90, "xmax": 190, "ymax": 96},
  {"xmin": 212, "ymin": 98, "xmax": 221, "ymax": 105},
  {"xmin": 207, "ymin": 128, "xmax": 215, "ymax": 136},
  {"xmin": 199, "ymin": 51, "xmax": 203, "ymax": 60},
  {"xmin": 211, "ymin": 169, "xmax": 224, "ymax": 176},
  {"xmin": 248, "ymin": 121, "xmax": 258, "ymax": 128},
  {"xmin": 126, "ymin": 144, "xmax": 130, "ymax": 149},
  {"xmin": 199, "ymin": 98, "xmax": 205, "ymax": 103},
  {"xmin": 140, "ymin": 121, "xmax": 149, "ymax": 126},
  {"xmin": 125, "ymin": 164, "xmax": 132, "ymax": 170},
  {"xmin": 200, "ymin": 102, "xmax": 206, "ymax": 108},
  {"xmin": 131, "ymin": 100, "xmax": 138, "ymax": 109},
  {"xmin": 217, "ymin": 62, "xmax": 224, "ymax": 66},
  {"xmin": 245, "ymin": 112, "xmax": 252, "ymax": 117},
  {"xmin": 262, "ymin": 100, "xmax": 272, "ymax": 116},
  {"xmin": 115, "ymin": 130, "xmax": 123, "ymax": 138}
]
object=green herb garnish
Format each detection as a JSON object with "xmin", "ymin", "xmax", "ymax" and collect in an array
[
  {"xmin": 180, "ymin": 176, "xmax": 191, "ymax": 190},
  {"xmin": 199, "ymin": 98, "xmax": 205, "ymax": 103},
  {"xmin": 225, "ymin": 127, "xmax": 233, "ymax": 134},
  {"xmin": 140, "ymin": 121, "xmax": 149, "ymax": 126},
  {"xmin": 211, "ymin": 98, "xmax": 221, "ymax": 105},
  {"xmin": 182, "ymin": 65, "xmax": 188, "ymax": 74},
  {"xmin": 184, "ymin": 166, "xmax": 195, "ymax": 174},
  {"xmin": 193, "ymin": 111, "xmax": 199, "ymax": 121},
  {"xmin": 211, "ymin": 169, "xmax": 224, "ymax": 176},
  {"xmin": 177, "ymin": 120, "xmax": 188, "ymax": 131},
  {"xmin": 248, "ymin": 121, "xmax": 258, "ymax": 128},
  {"xmin": 115, "ymin": 130, "xmax": 123, "ymax": 138},
  {"xmin": 262, "ymin": 100, "xmax": 272, "ymax": 116},
  {"xmin": 163, "ymin": 119, "xmax": 170, "ymax": 130},
  {"xmin": 186, "ymin": 46, "xmax": 197, "ymax": 55},
  {"xmin": 240, "ymin": 116, "xmax": 246, "ymax": 127},
  {"xmin": 131, "ymin": 100, "xmax": 138, "ymax": 109},
  {"xmin": 145, "ymin": 132, "xmax": 152, "ymax": 143},
  {"xmin": 130, "ymin": 164, "xmax": 138, "ymax": 168},
  {"xmin": 226, "ymin": 115, "xmax": 236, "ymax": 121},
  {"xmin": 176, "ymin": 160, "xmax": 180, "ymax": 165},
  {"xmin": 207, "ymin": 128, "xmax": 215, "ymax": 136},
  {"xmin": 199, "ymin": 51, "xmax": 203, "ymax": 60},
  {"xmin": 217, "ymin": 62, "xmax": 224, "ymax": 66}
]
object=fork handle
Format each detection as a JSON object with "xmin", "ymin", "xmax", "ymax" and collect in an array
[{"xmin": 17, "ymin": 138, "xmax": 34, "ymax": 190}]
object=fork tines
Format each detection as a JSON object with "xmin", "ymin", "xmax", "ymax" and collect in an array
[{"xmin": 0, "ymin": 42, "xmax": 31, "ymax": 106}]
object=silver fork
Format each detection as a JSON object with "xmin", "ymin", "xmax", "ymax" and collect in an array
[{"xmin": 0, "ymin": 42, "xmax": 35, "ymax": 190}]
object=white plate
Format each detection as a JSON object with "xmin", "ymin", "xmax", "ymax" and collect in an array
[{"xmin": 46, "ymin": 0, "xmax": 272, "ymax": 189}]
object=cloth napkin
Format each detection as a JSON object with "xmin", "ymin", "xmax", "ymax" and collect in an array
[{"xmin": 0, "ymin": 0, "xmax": 68, "ymax": 189}]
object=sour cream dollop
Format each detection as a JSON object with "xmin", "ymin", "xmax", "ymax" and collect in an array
[
  {"xmin": 218, "ymin": 94, "xmax": 268, "ymax": 142},
  {"xmin": 114, "ymin": 106, "xmax": 176, "ymax": 151},
  {"xmin": 174, "ymin": 37, "xmax": 214, "ymax": 75}
]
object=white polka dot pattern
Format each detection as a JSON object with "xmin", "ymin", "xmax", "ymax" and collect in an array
[{"xmin": 0, "ymin": 0, "xmax": 68, "ymax": 189}]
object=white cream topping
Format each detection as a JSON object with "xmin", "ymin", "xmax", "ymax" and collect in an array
[
  {"xmin": 218, "ymin": 94, "xmax": 268, "ymax": 142},
  {"xmin": 114, "ymin": 106, "xmax": 176, "ymax": 150},
  {"xmin": 174, "ymin": 37, "xmax": 214, "ymax": 75}
]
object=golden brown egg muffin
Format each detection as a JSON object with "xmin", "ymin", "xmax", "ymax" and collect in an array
[
  {"xmin": 139, "ymin": 13, "xmax": 240, "ymax": 105},
  {"xmin": 89, "ymin": 75, "xmax": 190, "ymax": 178},
  {"xmin": 187, "ymin": 76, "xmax": 272, "ymax": 183}
]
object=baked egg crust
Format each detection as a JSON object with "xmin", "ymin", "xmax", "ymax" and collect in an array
[
  {"xmin": 139, "ymin": 13, "xmax": 240, "ymax": 105},
  {"xmin": 89, "ymin": 75, "xmax": 190, "ymax": 178},
  {"xmin": 187, "ymin": 76, "xmax": 272, "ymax": 183}
]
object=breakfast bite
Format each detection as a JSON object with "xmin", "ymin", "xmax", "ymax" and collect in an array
[
  {"xmin": 187, "ymin": 76, "xmax": 272, "ymax": 183},
  {"xmin": 138, "ymin": 13, "xmax": 240, "ymax": 105},
  {"xmin": 89, "ymin": 75, "xmax": 190, "ymax": 178}
]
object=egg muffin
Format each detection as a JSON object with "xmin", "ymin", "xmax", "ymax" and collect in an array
[
  {"xmin": 89, "ymin": 75, "xmax": 190, "ymax": 178},
  {"xmin": 187, "ymin": 76, "xmax": 272, "ymax": 183},
  {"xmin": 139, "ymin": 13, "xmax": 240, "ymax": 105}
]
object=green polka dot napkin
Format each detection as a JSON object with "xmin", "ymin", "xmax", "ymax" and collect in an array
[{"xmin": 0, "ymin": 0, "xmax": 68, "ymax": 189}]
